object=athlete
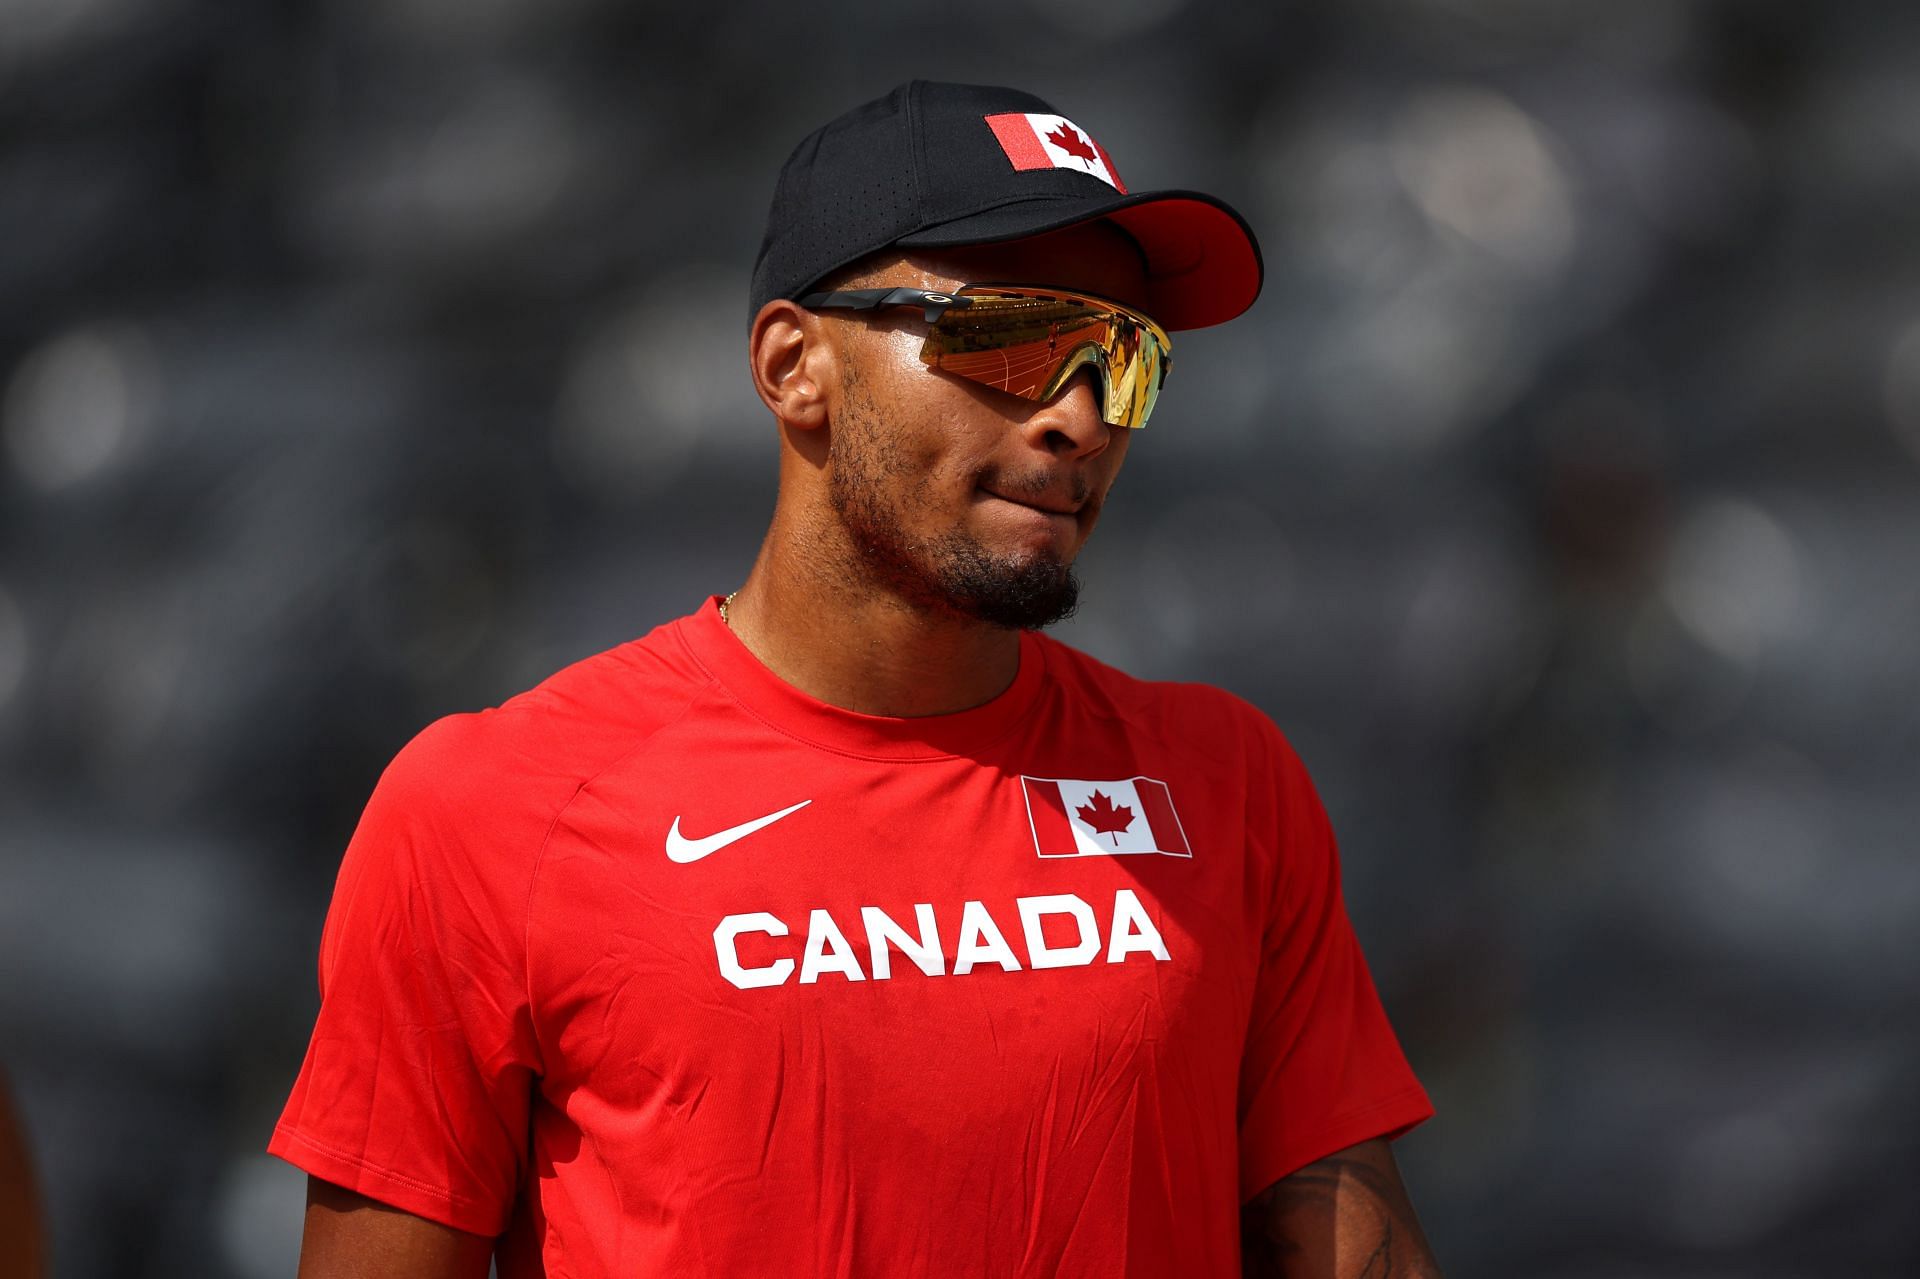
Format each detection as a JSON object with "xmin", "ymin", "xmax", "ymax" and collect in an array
[{"xmin": 274, "ymin": 82, "xmax": 1444, "ymax": 1277}]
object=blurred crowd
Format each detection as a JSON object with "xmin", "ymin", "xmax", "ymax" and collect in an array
[{"xmin": 2, "ymin": 0, "xmax": 1916, "ymax": 1275}]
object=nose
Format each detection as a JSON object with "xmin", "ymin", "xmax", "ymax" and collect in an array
[{"xmin": 1021, "ymin": 369, "xmax": 1112, "ymax": 460}]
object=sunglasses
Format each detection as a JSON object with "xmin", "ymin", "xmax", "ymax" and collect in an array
[{"xmin": 796, "ymin": 283, "xmax": 1173, "ymax": 429}]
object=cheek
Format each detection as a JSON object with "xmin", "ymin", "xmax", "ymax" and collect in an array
[
  {"xmin": 875, "ymin": 327, "xmax": 925, "ymax": 363},
  {"xmin": 859, "ymin": 332, "xmax": 991, "ymax": 474},
  {"xmin": 1070, "ymin": 427, "xmax": 1131, "ymax": 513},
  {"xmin": 1101, "ymin": 431, "xmax": 1135, "ymax": 490},
  {"xmin": 856, "ymin": 327, "xmax": 932, "ymax": 400}
]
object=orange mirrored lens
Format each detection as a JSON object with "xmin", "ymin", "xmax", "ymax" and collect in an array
[{"xmin": 917, "ymin": 287, "xmax": 1171, "ymax": 428}]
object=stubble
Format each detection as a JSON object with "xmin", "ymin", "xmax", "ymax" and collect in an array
[{"xmin": 825, "ymin": 360, "xmax": 1082, "ymax": 631}]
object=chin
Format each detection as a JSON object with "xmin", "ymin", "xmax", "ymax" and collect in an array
[{"xmin": 924, "ymin": 539, "xmax": 1082, "ymax": 630}]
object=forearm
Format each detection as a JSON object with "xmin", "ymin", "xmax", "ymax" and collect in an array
[{"xmin": 1240, "ymin": 1140, "xmax": 1443, "ymax": 1278}]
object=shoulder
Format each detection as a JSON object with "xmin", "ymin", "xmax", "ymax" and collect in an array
[{"xmin": 363, "ymin": 613, "xmax": 719, "ymax": 855}]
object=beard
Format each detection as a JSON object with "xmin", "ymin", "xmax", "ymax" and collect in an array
[{"xmin": 825, "ymin": 376, "xmax": 1082, "ymax": 631}]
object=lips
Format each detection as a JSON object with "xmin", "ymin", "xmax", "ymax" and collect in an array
[
  {"xmin": 985, "ymin": 491, "xmax": 1080, "ymax": 517},
  {"xmin": 979, "ymin": 478, "xmax": 1090, "ymax": 517}
]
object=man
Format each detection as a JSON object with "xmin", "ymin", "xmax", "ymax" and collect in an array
[{"xmin": 274, "ymin": 81, "xmax": 1443, "ymax": 1277}]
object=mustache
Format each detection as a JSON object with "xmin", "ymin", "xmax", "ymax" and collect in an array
[{"xmin": 980, "ymin": 466, "xmax": 1094, "ymax": 508}]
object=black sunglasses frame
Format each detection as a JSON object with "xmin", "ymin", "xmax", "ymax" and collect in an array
[
  {"xmin": 792, "ymin": 283, "xmax": 1173, "ymax": 428},
  {"xmin": 795, "ymin": 287, "xmax": 973, "ymax": 324}
]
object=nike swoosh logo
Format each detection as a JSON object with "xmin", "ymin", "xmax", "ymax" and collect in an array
[{"xmin": 665, "ymin": 799, "xmax": 812, "ymax": 864}]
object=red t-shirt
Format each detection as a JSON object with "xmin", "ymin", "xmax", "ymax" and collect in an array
[{"xmin": 271, "ymin": 598, "xmax": 1431, "ymax": 1276}]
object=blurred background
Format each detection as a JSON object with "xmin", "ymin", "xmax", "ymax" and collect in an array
[{"xmin": 2, "ymin": 0, "xmax": 1917, "ymax": 1274}]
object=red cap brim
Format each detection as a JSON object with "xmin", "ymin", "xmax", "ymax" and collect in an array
[
  {"xmin": 1103, "ymin": 195, "xmax": 1263, "ymax": 331},
  {"xmin": 894, "ymin": 188, "xmax": 1263, "ymax": 332}
]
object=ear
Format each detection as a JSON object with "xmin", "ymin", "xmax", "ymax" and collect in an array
[{"xmin": 749, "ymin": 300, "xmax": 833, "ymax": 430}]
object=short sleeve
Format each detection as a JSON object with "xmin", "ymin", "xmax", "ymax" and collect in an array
[
  {"xmin": 1236, "ymin": 737, "xmax": 1433, "ymax": 1202},
  {"xmin": 269, "ymin": 715, "xmax": 545, "ymax": 1236}
]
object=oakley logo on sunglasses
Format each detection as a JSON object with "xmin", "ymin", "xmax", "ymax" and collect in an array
[{"xmin": 798, "ymin": 284, "xmax": 1172, "ymax": 430}]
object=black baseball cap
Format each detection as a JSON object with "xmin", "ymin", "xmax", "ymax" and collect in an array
[{"xmin": 749, "ymin": 81, "xmax": 1263, "ymax": 332}]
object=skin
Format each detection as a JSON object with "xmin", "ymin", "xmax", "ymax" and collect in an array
[
  {"xmin": 294, "ymin": 220, "xmax": 1444, "ymax": 1276},
  {"xmin": 726, "ymin": 221, "xmax": 1145, "ymax": 716},
  {"xmin": 296, "ymin": 1178, "xmax": 491, "ymax": 1278},
  {"xmin": 1241, "ymin": 1139, "xmax": 1446, "ymax": 1278}
]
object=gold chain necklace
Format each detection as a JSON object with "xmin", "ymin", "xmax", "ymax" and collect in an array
[{"xmin": 719, "ymin": 591, "xmax": 738, "ymax": 626}]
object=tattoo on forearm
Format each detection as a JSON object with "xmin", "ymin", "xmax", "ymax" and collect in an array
[{"xmin": 1240, "ymin": 1150, "xmax": 1441, "ymax": 1278}]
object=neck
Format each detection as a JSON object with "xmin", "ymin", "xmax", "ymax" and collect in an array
[{"xmin": 722, "ymin": 519, "xmax": 1023, "ymax": 719}]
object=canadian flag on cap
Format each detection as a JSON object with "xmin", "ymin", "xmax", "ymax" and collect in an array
[
  {"xmin": 984, "ymin": 113, "xmax": 1128, "ymax": 193},
  {"xmin": 1020, "ymin": 776, "xmax": 1191, "ymax": 858}
]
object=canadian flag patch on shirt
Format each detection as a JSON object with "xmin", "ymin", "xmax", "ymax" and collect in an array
[
  {"xmin": 984, "ymin": 113, "xmax": 1128, "ymax": 192},
  {"xmin": 1021, "ymin": 776, "xmax": 1191, "ymax": 858}
]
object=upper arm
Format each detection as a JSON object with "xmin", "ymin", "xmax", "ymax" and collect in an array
[
  {"xmin": 1234, "ymin": 730, "xmax": 1433, "ymax": 1199},
  {"xmin": 297, "ymin": 1177, "xmax": 496, "ymax": 1279},
  {"xmin": 270, "ymin": 718, "xmax": 545, "ymax": 1234},
  {"xmin": 1239, "ymin": 1138, "xmax": 1443, "ymax": 1279}
]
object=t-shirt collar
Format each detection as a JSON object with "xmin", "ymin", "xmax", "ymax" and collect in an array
[{"xmin": 675, "ymin": 595, "xmax": 1049, "ymax": 761}]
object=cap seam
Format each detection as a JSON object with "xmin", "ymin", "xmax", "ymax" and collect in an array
[{"xmin": 906, "ymin": 79, "xmax": 927, "ymax": 234}]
